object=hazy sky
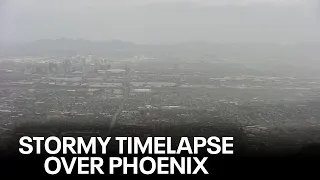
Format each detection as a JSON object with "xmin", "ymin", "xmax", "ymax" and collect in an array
[{"xmin": 0, "ymin": 0, "xmax": 319, "ymax": 44}]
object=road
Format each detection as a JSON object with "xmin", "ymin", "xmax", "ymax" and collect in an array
[{"xmin": 108, "ymin": 70, "xmax": 131, "ymax": 134}]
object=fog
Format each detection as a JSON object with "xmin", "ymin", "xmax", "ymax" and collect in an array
[
  {"xmin": 2, "ymin": 1, "xmax": 320, "ymax": 167},
  {"xmin": 0, "ymin": 0, "xmax": 319, "ymax": 44}
]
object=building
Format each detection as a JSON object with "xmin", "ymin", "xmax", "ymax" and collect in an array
[
  {"xmin": 48, "ymin": 62, "xmax": 58, "ymax": 73},
  {"xmin": 62, "ymin": 59, "xmax": 72, "ymax": 74},
  {"xmin": 86, "ymin": 55, "xmax": 93, "ymax": 64}
]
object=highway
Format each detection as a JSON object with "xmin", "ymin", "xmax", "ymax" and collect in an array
[{"xmin": 108, "ymin": 70, "xmax": 131, "ymax": 134}]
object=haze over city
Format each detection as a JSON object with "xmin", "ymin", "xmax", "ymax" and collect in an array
[{"xmin": 1, "ymin": 0, "xmax": 320, "ymax": 165}]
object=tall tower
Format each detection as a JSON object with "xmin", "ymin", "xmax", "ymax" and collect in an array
[
  {"xmin": 86, "ymin": 54, "xmax": 92, "ymax": 64},
  {"xmin": 62, "ymin": 59, "xmax": 71, "ymax": 74},
  {"xmin": 48, "ymin": 62, "xmax": 58, "ymax": 73}
]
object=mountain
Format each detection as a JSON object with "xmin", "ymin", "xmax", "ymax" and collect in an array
[
  {"xmin": 0, "ymin": 38, "xmax": 141, "ymax": 57},
  {"xmin": 1, "ymin": 38, "xmax": 320, "ymax": 64}
]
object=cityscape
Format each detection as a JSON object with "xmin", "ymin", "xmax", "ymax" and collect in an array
[
  {"xmin": 1, "ymin": 39, "xmax": 320, "ymax": 154},
  {"xmin": 2, "ymin": 1, "xmax": 320, "ymax": 178}
]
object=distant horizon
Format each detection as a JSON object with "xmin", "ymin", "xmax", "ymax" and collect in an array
[
  {"xmin": 2, "ymin": 37, "xmax": 320, "ymax": 46},
  {"xmin": 1, "ymin": 0, "xmax": 320, "ymax": 44}
]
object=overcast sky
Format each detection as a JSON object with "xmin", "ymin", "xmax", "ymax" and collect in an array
[{"xmin": 0, "ymin": 0, "xmax": 319, "ymax": 44}]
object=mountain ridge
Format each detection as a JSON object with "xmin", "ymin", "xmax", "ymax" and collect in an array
[{"xmin": 1, "ymin": 38, "xmax": 320, "ymax": 60}]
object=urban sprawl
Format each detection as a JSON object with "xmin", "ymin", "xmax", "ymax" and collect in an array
[{"xmin": 1, "ymin": 49, "xmax": 320, "ymax": 153}]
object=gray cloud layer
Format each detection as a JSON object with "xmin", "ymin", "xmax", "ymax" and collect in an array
[{"xmin": 0, "ymin": 0, "xmax": 319, "ymax": 44}]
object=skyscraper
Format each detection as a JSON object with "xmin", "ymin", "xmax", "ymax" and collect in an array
[
  {"xmin": 48, "ymin": 62, "xmax": 58, "ymax": 73},
  {"xmin": 62, "ymin": 59, "xmax": 71, "ymax": 74},
  {"xmin": 86, "ymin": 54, "xmax": 93, "ymax": 64}
]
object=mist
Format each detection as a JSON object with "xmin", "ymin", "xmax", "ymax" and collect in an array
[{"xmin": 0, "ymin": 0, "xmax": 320, "ymax": 44}]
